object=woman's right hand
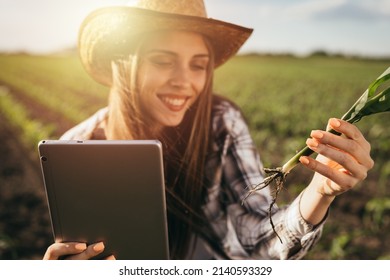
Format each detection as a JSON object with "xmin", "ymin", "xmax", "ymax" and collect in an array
[{"xmin": 43, "ymin": 241, "xmax": 115, "ymax": 260}]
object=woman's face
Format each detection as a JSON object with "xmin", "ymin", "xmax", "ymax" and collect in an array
[{"xmin": 137, "ymin": 31, "xmax": 209, "ymax": 129}]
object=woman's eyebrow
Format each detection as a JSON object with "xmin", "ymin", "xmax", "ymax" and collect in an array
[
  {"xmin": 146, "ymin": 49, "xmax": 176, "ymax": 55},
  {"xmin": 193, "ymin": 54, "xmax": 210, "ymax": 59}
]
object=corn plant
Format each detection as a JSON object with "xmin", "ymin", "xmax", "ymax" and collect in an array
[{"xmin": 243, "ymin": 67, "xmax": 390, "ymax": 241}]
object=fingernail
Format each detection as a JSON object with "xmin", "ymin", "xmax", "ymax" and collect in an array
[
  {"xmin": 310, "ymin": 130, "xmax": 323, "ymax": 139},
  {"xmin": 330, "ymin": 118, "xmax": 341, "ymax": 128},
  {"xmin": 300, "ymin": 156, "xmax": 310, "ymax": 165},
  {"xmin": 306, "ymin": 138, "xmax": 318, "ymax": 147},
  {"xmin": 93, "ymin": 242, "xmax": 105, "ymax": 252},
  {"xmin": 75, "ymin": 243, "xmax": 87, "ymax": 251}
]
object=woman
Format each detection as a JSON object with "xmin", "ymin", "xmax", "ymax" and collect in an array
[{"xmin": 43, "ymin": 0, "xmax": 374, "ymax": 260}]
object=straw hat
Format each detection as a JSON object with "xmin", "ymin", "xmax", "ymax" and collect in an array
[{"xmin": 78, "ymin": 0, "xmax": 253, "ymax": 86}]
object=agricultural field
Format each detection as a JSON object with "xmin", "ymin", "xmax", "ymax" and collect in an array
[{"xmin": 0, "ymin": 53, "xmax": 389, "ymax": 259}]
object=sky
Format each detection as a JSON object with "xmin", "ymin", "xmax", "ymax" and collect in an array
[{"xmin": 0, "ymin": 0, "xmax": 389, "ymax": 57}]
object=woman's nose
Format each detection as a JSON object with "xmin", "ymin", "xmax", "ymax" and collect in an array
[{"xmin": 169, "ymin": 65, "xmax": 191, "ymax": 89}]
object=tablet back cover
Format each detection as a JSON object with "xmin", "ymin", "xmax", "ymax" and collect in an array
[{"xmin": 38, "ymin": 140, "xmax": 169, "ymax": 260}]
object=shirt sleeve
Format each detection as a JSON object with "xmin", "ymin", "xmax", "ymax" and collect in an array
[
  {"xmin": 218, "ymin": 103, "xmax": 326, "ymax": 259},
  {"xmin": 59, "ymin": 107, "xmax": 108, "ymax": 140}
]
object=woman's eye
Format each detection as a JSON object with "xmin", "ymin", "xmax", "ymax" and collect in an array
[
  {"xmin": 191, "ymin": 58, "xmax": 208, "ymax": 71},
  {"xmin": 191, "ymin": 63, "xmax": 207, "ymax": 71},
  {"xmin": 149, "ymin": 57, "xmax": 174, "ymax": 67},
  {"xmin": 155, "ymin": 61, "xmax": 173, "ymax": 67}
]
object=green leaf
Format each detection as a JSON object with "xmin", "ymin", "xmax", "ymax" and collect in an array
[{"xmin": 342, "ymin": 67, "xmax": 390, "ymax": 124}]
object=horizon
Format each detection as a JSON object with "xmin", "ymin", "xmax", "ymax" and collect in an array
[{"xmin": 2, "ymin": 46, "xmax": 390, "ymax": 60}]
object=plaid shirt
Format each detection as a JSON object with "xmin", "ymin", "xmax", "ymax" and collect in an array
[{"xmin": 60, "ymin": 97, "xmax": 325, "ymax": 260}]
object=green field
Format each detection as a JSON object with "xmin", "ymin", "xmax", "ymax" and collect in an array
[{"xmin": 0, "ymin": 53, "xmax": 389, "ymax": 259}]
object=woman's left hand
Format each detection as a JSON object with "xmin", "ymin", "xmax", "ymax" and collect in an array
[{"xmin": 300, "ymin": 118, "xmax": 374, "ymax": 196}]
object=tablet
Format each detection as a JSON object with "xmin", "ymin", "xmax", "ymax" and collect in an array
[{"xmin": 38, "ymin": 139, "xmax": 169, "ymax": 260}]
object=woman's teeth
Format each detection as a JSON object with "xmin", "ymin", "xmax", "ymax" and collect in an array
[{"xmin": 160, "ymin": 96, "xmax": 186, "ymax": 107}]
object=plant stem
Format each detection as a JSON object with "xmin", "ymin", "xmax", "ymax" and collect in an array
[
  {"xmin": 282, "ymin": 127, "xmax": 342, "ymax": 174},
  {"xmin": 281, "ymin": 146, "xmax": 314, "ymax": 174}
]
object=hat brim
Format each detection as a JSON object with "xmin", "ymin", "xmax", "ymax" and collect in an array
[{"xmin": 79, "ymin": 7, "xmax": 253, "ymax": 86}]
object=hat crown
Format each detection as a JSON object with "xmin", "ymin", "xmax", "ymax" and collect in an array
[{"xmin": 136, "ymin": 0, "xmax": 207, "ymax": 17}]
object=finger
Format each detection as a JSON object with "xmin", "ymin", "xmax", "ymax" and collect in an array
[
  {"xmin": 43, "ymin": 242, "xmax": 87, "ymax": 260},
  {"xmin": 310, "ymin": 129, "xmax": 373, "ymax": 169},
  {"xmin": 306, "ymin": 138, "xmax": 369, "ymax": 181},
  {"xmin": 65, "ymin": 242, "xmax": 105, "ymax": 260},
  {"xmin": 300, "ymin": 156, "xmax": 359, "ymax": 193},
  {"xmin": 105, "ymin": 255, "xmax": 116, "ymax": 260},
  {"xmin": 327, "ymin": 118, "xmax": 371, "ymax": 151}
]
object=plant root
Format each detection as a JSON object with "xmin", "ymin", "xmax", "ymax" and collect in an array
[{"xmin": 242, "ymin": 167, "xmax": 287, "ymax": 243}]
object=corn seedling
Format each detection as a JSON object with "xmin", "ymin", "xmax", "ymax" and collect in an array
[{"xmin": 243, "ymin": 67, "xmax": 390, "ymax": 242}]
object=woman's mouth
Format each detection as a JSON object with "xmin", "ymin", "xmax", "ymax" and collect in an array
[{"xmin": 159, "ymin": 95, "xmax": 189, "ymax": 112}]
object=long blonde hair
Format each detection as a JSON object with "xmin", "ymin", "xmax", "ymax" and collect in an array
[
  {"xmin": 105, "ymin": 35, "xmax": 225, "ymax": 259},
  {"xmin": 106, "ymin": 54, "xmax": 144, "ymax": 140}
]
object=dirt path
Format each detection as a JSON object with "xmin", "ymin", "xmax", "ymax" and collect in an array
[{"xmin": 0, "ymin": 113, "xmax": 52, "ymax": 259}]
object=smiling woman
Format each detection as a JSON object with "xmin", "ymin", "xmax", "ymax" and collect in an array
[
  {"xmin": 136, "ymin": 31, "xmax": 210, "ymax": 130},
  {"xmin": 42, "ymin": 0, "xmax": 374, "ymax": 260},
  {"xmin": 104, "ymin": 30, "xmax": 213, "ymax": 140}
]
